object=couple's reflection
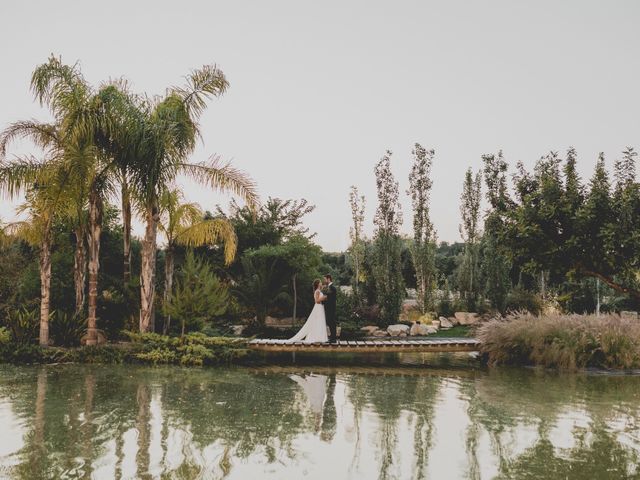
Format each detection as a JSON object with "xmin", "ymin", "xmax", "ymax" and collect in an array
[{"xmin": 289, "ymin": 373, "xmax": 336, "ymax": 440}]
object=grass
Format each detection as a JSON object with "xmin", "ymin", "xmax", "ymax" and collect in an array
[
  {"xmin": 477, "ymin": 313, "xmax": 640, "ymax": 370},
  {"xmin": 429, "ymin": 325, "xmax": 471, "ymax": 338}
]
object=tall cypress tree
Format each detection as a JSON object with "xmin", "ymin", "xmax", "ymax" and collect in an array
[
  {"xmin": 407, "ymin": 143, "xmax": 437, "ymax": 313},
  {"xmin": 458, "ymin": 167, "xmax": 482, "ymax": 308},
  {"xmin": 372, "ymin": 151, "xmax": 404, "ymax": 325}
]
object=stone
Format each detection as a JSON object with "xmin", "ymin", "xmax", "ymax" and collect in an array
[
  {"xmin": 410, "ymin": 322, "xmax": 430, "ymax": 336},
  {"xmin": 360, "ymin": 325, "xmax": 379, "ymax": 334},
  {"xmin": 80, "ymin": 331, "xmax": 107, "ymax": 346},
  {"xmin": 231, "ymin": 325, "xmax": 245, "ymax": 336},
  {"xmin": 426, "ymin": 326, "xmax": 439, "ymax": 335},
  {"xmin": 439, "ymin": 317, "xmax": 454, "ymax": 329},
  {"xmin": 431, "ymin": 320, "xmax": 441, "ymax": 329},
  {"xmin": 621, "ymin": 311, "xmax": 638, "ymax": 320},
  {"xmin": 372, "ymin": 329, "xmax": 389, "ymax": 337},
  {"xmin": 387, "ymin": 324, "xmax": 410, "ymax": 336},
  {"xmin": 448, "ymin": 316, "xmax": 459, "ymax": 326},
  {"xmin": 454, "ymin": 312, "xmax": 480, "ymax": 325}
]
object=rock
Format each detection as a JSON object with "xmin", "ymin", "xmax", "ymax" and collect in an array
[
  {"xmin": 231, "ymin": 325, "xmax": 245, "ymax": 336},
  {"xmin": 410, "ymin": 322, "xmax": 431, "ymax": 336},
  {"xmin": 426, "ymin": 326, "xmax": 439, "ymax": 335},
  {"xmin": 372, "ymin": 329, "xmax": 389, "ymax": 337},
  {"xmin": 454, "ymin": 312, "xmax": 480, "ymax": 325},
  {"xmin": 439, "ymin": 317, "xmax": 454, "ymax": 329},
  {"xmin": 448, "ymin": 316, "xmax": 459, "ymax": 326},
  {"xmin": 398, "ymin": 331, "xmax": 408, "ymax": 337},
  {"xmin": 621, "ymin": 311, "xmax": 638, "ymax": 320},
  {"xmin": 431, "ymin": 320, "xmax": 441, "ymax": 329},
  {"xmin": 80, "ymin": 331, "xmax": 107, "ymax": 345},
  {"xmin": 387, "ymin": 324, "xmax": 410, "ymax": 336},
  {"xmin": 402, "ymin": 298, "xmax": 419, "ymax": 311},
  {"xmin": 398, "ymin": 313, "xmax": 410, "ymax": 322},
  {"xmin": 360, "ymin": 325, "xmax": 379, "ymax": 334}
]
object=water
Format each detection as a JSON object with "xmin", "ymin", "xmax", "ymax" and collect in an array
[{"xmin": 0, "ymin": 363, "xmax": 638, "ymax": 479}]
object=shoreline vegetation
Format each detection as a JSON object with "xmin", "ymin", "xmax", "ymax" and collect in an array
[
  {"xmin": 1, "ymin": 56, "xmax": 639, "ymax": 374},
  {"xmin": 478, "ymin": 313, "xmax": 640, "ymax": 370}
]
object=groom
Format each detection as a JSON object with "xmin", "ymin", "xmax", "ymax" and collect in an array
[{"xmin": 323, "ymin": 274, "xmax": 338, "ymax": 343}]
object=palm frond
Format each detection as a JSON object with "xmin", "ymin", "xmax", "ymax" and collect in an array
[
  {"xmin": 0, "ymin": 156, "xmax": 49, "ymax": 198},
  {"xmin": 0, "ymin": 120, "xmax": 60, "ymax": 157},
  {"xmin": 179, "ymin": 156, "xmax": 259, "ymax": 212},
  {"xmin": 174, "ymin": 217, "xmax": 238, "ymax": 265},
  {"xmin": 172, "ymin": 64, "xmax": 229, "ymax": 120}
]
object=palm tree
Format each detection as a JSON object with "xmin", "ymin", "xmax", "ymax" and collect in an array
[
  {"xmin": 158, "ymin": 187, "xmax": 237, "ymax": 334},
  {"xmin": 0, "ymin": 120, "xmax": 92, "ymax": 315},
  {"xmin": 0, "ymin": 168, "xmax": 68, "ymax": 345},
  {"xmin": 130, "ymin": 65, "xmax": 259, "ymax": 333},
  {"xmin": 29, "ymin": 56, "xmax": 128, "ymax": 345}
]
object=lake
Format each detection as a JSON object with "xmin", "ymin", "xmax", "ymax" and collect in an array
[{"xmin": 0, "ymin": 362, "xmax": 638, "ymax": 479}]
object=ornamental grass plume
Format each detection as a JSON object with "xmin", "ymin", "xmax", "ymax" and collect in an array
[{"xmin": 477, "ymin": 313, "xmax": 640, "ymax": 370}]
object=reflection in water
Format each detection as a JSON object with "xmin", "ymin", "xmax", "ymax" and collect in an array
[{"xmin": 0, "ymin": 365, "xmax": 638, "ymax": 479}]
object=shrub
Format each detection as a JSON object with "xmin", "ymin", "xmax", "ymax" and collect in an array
[
  {"xmin": 478, "ymin": 313, "xmax": 640, "ymax": 370},
  {"xmin": 164, "ymin": 251, "xmax": 229, "ymax": 335},
  {"xmin": 0, "ymin": 327, "xmax": 10, "ymax": 345},
  {"xmin": 505, "ymin": 287, "xmax": 543, "ymax": 316},
  {"xmin": 5, "ymin": 307, "xmax": 40, "ymax": 344},
  {"xmin": 124, "ymin": 331, "xmax": 250, "ymax": 365},
  {"xmin": 50, "ymin": 311, "xmax": 86, "ymax": 347}
]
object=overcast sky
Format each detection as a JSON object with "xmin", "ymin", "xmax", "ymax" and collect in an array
[{"xmin": 1, "ymin": 1, "xmax": 639, "ymax": 251}]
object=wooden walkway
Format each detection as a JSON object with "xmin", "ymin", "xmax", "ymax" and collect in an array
[{"xmin": 248, "ymin": 337, "xmax": 481, "ymax": 353}]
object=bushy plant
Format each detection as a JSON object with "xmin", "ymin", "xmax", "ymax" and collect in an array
[
  {"xmin": 50, "ymin": 311, "xmax": 86, "ymax": 347},
  {"xmin": 478, "ymin": 313, "xmax": 640, "ymax": 370},
  {"xmin": 5, "ymin": 307, "xmax": 40, "ymax": 344},
  {"xmin": 0, "ymin": 327, "xmax": 10, "ymax": 345},
  {"xmin": 164, "ymin": 251, "xmax": 229, "ymax": 335},
  {"xmin": 124, "ymin": 331, "xmax": 250, "ymax": 365},
  {"xmin": 505, "ymin": 286, "xmax": 543, "ymax": 315}
]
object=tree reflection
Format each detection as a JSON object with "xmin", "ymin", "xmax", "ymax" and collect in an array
[{"xmin": 0, "ymin": 365, "xmax": 638, "ymax": 479}]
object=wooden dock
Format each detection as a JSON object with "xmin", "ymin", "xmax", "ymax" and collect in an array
[{"xmin": 248, "ymin": 337, "xmax": 481, "ymax": 353}]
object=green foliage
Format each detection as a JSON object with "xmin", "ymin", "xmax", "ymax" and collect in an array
[
  {"xmin": 164, "ymin": 251, "xmax": 229, "ymax": 334},
  {"xmin": 50, "ymin": 311, "xmax": 86, "ymax": 347},
  {"xmin": 4, "ymin": 307, "xmax": 40, "ymax": 344},
  {"xmin": 371, "ymin": 151, "xmax": 405, "ymax": 326},
  {"xmin": 125, "ymin": 331, "xmax": 250, "ymax": 366},
  {"xmin": 408, "ymin": 143, "xmax": 438, "ymax": 313},
  {"xmin": 478, "ymin": 313, "xmax": 640, "ymax": 370},
  {"xmin": 505, "ymin": 286, "xmax": 543, "ymax": 316},
  {"xmin": 0, "ymin": 327, "xmax": 9, "ymax": 345}
]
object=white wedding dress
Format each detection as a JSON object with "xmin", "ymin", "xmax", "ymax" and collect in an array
[{"xmin": 288, "ymin": 289, "xmax": 329, "ymax": 343}]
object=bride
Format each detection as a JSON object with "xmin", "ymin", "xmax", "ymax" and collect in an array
[{"xmin": 288, "ymin": 279, "xmax": 329, "ymax": 343}]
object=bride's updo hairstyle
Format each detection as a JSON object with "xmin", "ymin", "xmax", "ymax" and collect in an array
[{"xmin": 312, "ymin": 279, "xmax": 322, "ymax": 291}]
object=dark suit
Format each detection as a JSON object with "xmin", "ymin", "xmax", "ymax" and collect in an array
[{"xmin": 324, "ymin": 283, "xmax": 337, "ymax": 341}]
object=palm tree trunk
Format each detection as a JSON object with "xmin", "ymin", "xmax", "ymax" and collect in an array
[
  {"xmin": 140, "ymin": 199, "xmax": 159, "ymax": 333},
  {"xmin": 162, "ymin": 246, "xmax": 174, "ymax": 335},
  {"xmin": 292, "ymin": 273, "xmax": 297, "ymax": 326},
  {"xmin": 74, "ymin": 226, "xmax": 87, "ymax": 315},
  {"xmin": 38, "ymin": 225, "xmax": 52, "ymax": 346},
  {"xmin": 86, "ymin": 189, "xmax": 103, "ymax": 345},
  {"xmin": 122, "ymin": 178, "xmax": 132, "ymax": 284}
]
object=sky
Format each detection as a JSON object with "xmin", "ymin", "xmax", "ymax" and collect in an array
[{"xmin": 1, "ymin": 0, "xmax": 639, "ymax": 251}]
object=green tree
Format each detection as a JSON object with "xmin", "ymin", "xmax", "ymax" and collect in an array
[
  {"xmin": 458, "ymin": 168, "xmax": 482, "ymax": 308},
  {"xmin": 158, "ymin": 188, "xmax": 237, "ymax": 334},
  {"xmin": 407, "ymin": 143, "xmax": 437, "ymax": 313},
  {"xmin": 372, "ymin": 151, "xmax": 404, "ymax": 325},
  {"xmin": 164, "ymin": 251, "xmax": 229, "ymax": 336},
  {"xmin": 481, "ymin": 151, "xmax": 512, "ymax": 311},
  {"xmin": 127, "ymin": 65, "xmax": 259, "ymax": 333},
  {"xmin": 348, "ymin": 186, "xmax": 366, "ymax": 306}
]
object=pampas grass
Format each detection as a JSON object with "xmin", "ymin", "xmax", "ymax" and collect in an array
[{"xmin": 477, "ymin": 313, "xmax": 640, "ymax": 370}]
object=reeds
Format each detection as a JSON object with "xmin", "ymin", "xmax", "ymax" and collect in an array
[{"xmin": 477, "ymin": 313, "xmax": 640, "ymax": 370}]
